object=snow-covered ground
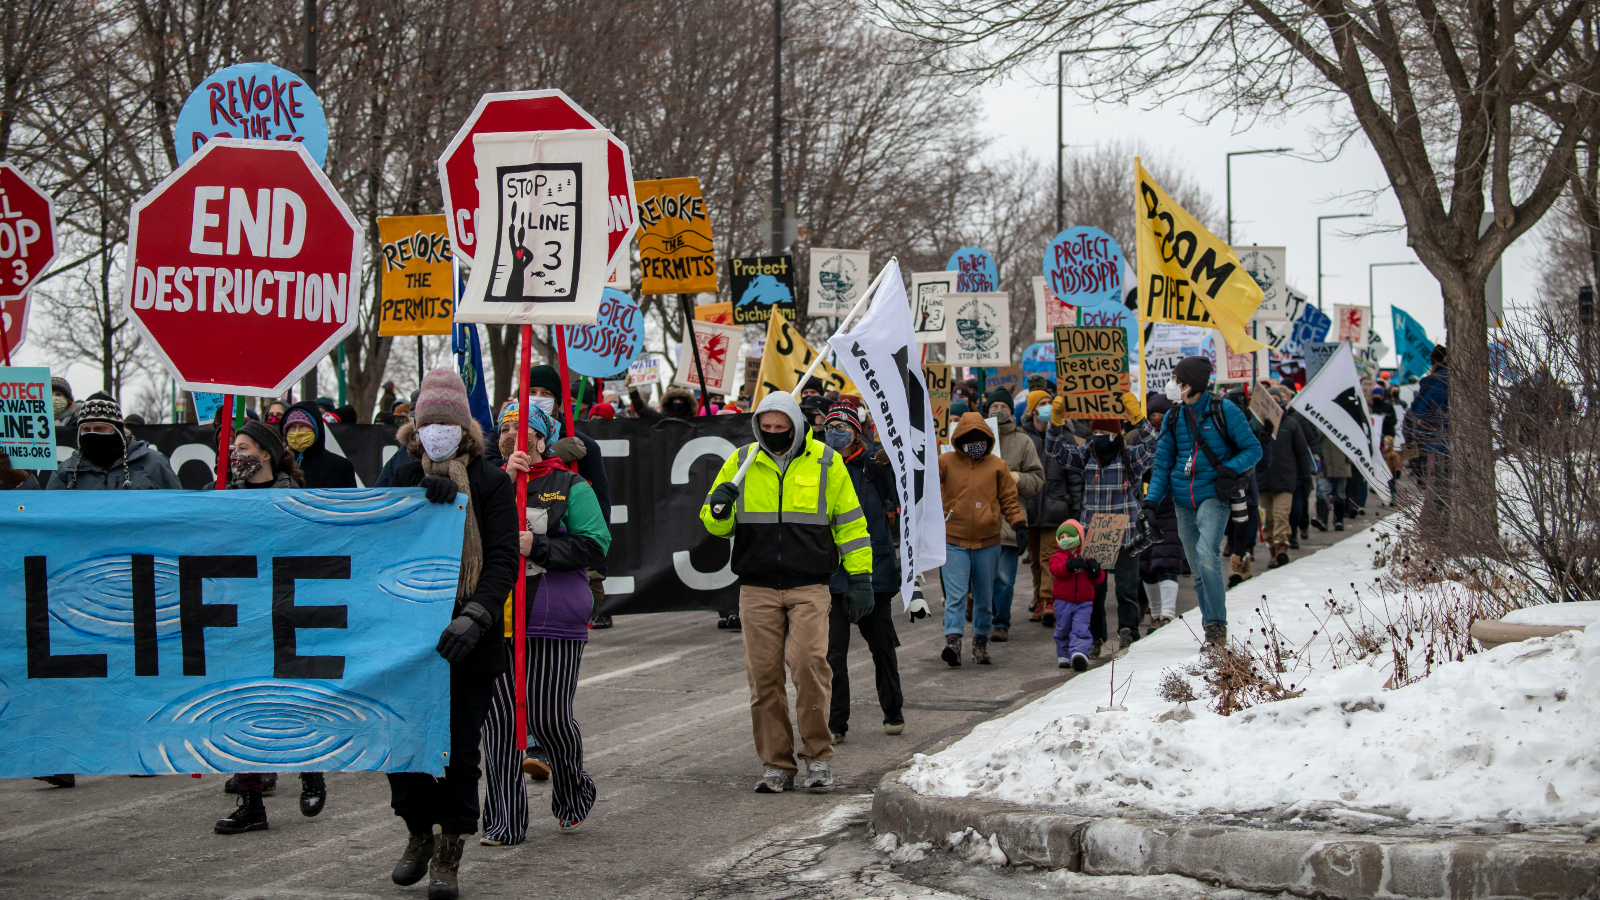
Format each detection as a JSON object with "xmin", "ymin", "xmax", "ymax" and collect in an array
[
  {"xmin": 901, "ymin": 525, "xmax": 1600, "ymax": 826},
  {"xmin": 1503, "ymin": 601, "xmax": 1600, "ymax": 627}
]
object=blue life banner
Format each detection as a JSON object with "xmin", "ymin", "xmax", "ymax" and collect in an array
[{"xmin": 0, "ymin": 489, "xmax": 464, "ymax": 777}]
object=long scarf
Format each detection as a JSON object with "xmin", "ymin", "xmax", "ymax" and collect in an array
[{"xmin": 423, "ymin": 453, "xmax": 482, "ymax": 600}]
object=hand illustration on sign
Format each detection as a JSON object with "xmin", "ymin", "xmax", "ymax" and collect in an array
[
  {"xmin": 910, "ymin": 270, "xmax": 957, "ymax": 339},
  {"xmin": 490, "ymin": 166, "xmax": 580, "ymax": 301}
]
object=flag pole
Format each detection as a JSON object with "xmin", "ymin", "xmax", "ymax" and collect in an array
[
  {"xmin": 215, "ymin": 394, "xmax": 233, "ymax": 490},
  {"xmin": 555, "ymin": 325, "xmax": 578, "ymax": 437},
  {"xmin": 513, "ymin": 324, "xmax": 532, "ymax": 751},
  {"xmin": 679, "ymin": 294, "xmax": 712, "ymax": 414},
  {"xmin": 727, "ymin": 257, "xmax": 895, "ymax": 487}
]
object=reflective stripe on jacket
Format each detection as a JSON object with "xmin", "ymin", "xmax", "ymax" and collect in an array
[{"xmin": 699, "ymin": 433, "xmax": 872, "ymax": 589}]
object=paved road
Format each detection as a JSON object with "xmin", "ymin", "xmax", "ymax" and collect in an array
[{"xmin": 0, "ymin": 510, "xmax": 1384, "ymax": 899}]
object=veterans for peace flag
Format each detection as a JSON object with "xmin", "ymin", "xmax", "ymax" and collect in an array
[
  {"xmin": 828, "ymin": 260, "xmax": 945, "ymax": 608},
  {"xmin": 1289, "ymin": 340, "xmax": 1392, "ymax": 504},
  {"xmin": 1134, "ymin": 157, "xmax": 1266, "ymax": 354}
]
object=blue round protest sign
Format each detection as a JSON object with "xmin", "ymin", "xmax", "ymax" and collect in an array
[
  {"xmin": 567, "ymin": 288, "xmax": 646, "ymax": 378},
  {"xmin": 1042, "ymin": 226, "xmax": 1123, "ymax": 309},
  {"xmin": 1020, "ymin": 341, "xmax": 1055, "ymax": 379},
  {"xmin": 946, "ymin": 246, "xmax": 998, "ymax": 293},
  {"xmin": 175, "ymin": 63, "xmax": 328, "ymax": 167}
]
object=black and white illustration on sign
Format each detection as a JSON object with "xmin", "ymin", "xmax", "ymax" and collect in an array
[{"xmin": 489, "ymin": 163, "xmax": 582, "ymax": 302}]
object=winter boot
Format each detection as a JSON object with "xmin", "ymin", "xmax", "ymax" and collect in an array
[
  {"xmin": 427, "ymin": 833, "xmax": 467, "ymax": 900},
  {"xmin": 32, "ymin": 774, "xmax": 74, "ymax": 788},
  {"xmin": 223, "ymin": 773, "xmax": 239, "ymax": 795},
  {"xmin": 392, "ymin": 831, "xmax": 435, "ymax": 886},
  {"xmin": 299, "ymin": 772, "xmax": 326, "ymax": 817},
  {"xmin": 1203, "ymin": 622, "xmax": 1228, "ymax": 646},
  {"xmin": 1115, "ymin": 627, "xmax": 1136, "ymax": 658},
  {"xmin": 1041, "ymin": 610, "xmax": 1056, "ymax": 628},
  {"xmin": 941, "ymin": 634, "xmax": 962, "ymax": 667},
  {"xmin": 990, "ymin": 626, "xmax": 1010, "ymax": 642},
  {"xmin": 972, "ymin": 634, "xmax": 991, "ymax": 665},
  {"xmin": 1070, "ymin": 652, "xmax": 1089, "ymax": 672},
  {"xmin": 214, "ymin": 790, "xmax": 269, "ymax": 835},
  {"xmin": 1090, "ymin": 638, "xmax": 1103, "ymax": 659},
  {"xmin": 260, "ymin": 773, "xmax": 277, "ymax": 795}
]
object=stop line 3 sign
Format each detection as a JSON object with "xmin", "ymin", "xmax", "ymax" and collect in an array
[
  {"xmin": 122, "ymin": 139, "xmax": 361, "ymax": 395},
  {"xmin": 437, "ymin": 90, "xmax": 637, "ymax": 278},
  {"xmin": 0, "ymin": 164, "xmax": 58, "ymax": 303}
]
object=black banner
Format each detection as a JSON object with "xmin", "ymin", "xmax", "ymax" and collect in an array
[{"xmin": 56, "ymin": 417, "xmax": 747, "ymax": 615}]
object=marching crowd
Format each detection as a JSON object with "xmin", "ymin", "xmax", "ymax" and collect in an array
[{"xmin": 3, "ymin": 344, "xmax": 1449, "ymax": 900}]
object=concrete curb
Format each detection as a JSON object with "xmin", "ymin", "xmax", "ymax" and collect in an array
[{"xmin": 872, "ymin": 774, "xmax": 1600, "ymax": 899}]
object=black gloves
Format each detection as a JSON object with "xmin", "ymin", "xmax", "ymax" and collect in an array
[
  {"xmin": 708, "ymin": 482, "xmax": 739, "ymax": 520},
  {"xmin": 845, "ymin": 573, "xmax": 875, "ymax": 624},
  {"xmin": 1064, "ymin": 556, "xmax": 1085, "ymax": 573},
  {"xmin": 437, "ymin": 601, "xmax": 493, "ymax": 664},
  {"xmin": 1132, "ymin": 505, "xmax": 1163, "ymax": 554},
  {"xmin": 1085, "ymin": 559, "xmax": 1103, "ymax": 579},
  {"xmin": 421, "ymin": 475, "xmax": 458, "ymax": 504}
]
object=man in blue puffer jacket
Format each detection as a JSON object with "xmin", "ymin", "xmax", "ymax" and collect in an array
[{"xmin": 1140, "ymin": 357, "xmax": 1261, "ymax": 645}]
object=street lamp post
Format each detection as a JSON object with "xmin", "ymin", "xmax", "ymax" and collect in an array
[
  {"xmin": 1225, "ymin": 148, "xmax": 1291, "ymax": 244},
  {"xmin": 1056, "ymin": 52, "xmax": 1067, "ymax": 234},
  {"xmin": 1317, "ymin": 213, "xmax": 1371, "ymax": 310},
  {"xmin": 1369, "ymin": 260, "xmax": 1421, "ymax": 343}
]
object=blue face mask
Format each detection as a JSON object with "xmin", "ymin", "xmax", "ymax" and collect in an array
[{"xmin": 823, "ymin": 429, "xmax": 854, "ymax": 450}]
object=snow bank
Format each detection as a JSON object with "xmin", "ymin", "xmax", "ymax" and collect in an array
[
  {"xmin": 901, "ymin": 527, "xmax": 1600, "ymax": 825},
  {"xmin": 1503, "ymin": 601, "xmax": 1600, "ymax": 627}
]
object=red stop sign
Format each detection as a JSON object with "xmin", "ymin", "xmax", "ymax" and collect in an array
[
  {"xmin": 437, "ymin": 90, "xmax": 636, "ymax": 277},
  {"xmin": 0, "ymin": 165, "xmax": 58, "ymax": 302},
  {"xmin": 123, "ymin": 139, "xmax": 361, "ymax": 395}
]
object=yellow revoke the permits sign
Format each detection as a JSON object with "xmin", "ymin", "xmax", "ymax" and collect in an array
[
  {"xmin": 1134, "ymin": 158, "xmax": 1265, "ymax": 353},
  {"xmin": 377, "ymin": 215, "xmax": 454, "ymax": 336}
]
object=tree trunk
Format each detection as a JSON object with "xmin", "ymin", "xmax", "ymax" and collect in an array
[
  {"xmin": 485, "ymin": 324, "xmax": 518, "ymax": 410},
  {"xmin": 343, "ymin": 329, "xmax": 393, "ymax": 424},
  {"xmin": 1439, "ymin": 273, "xmax": 1498, "ymax": 548}
]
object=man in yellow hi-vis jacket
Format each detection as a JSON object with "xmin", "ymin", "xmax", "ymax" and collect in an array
[{"xmin": 701, "ymin": 391, "xmax": 873, "ymax": 795}]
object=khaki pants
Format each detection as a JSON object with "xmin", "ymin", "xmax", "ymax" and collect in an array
[
  {"xmin": 1261, "ymin": 491, "xmax": 1294, "ymax": 555},
  {"xmin": 1026, "ymin": 527, "xmax": 1058, "ymax": 615},
  {"xmin": 739, "ymin": 584, "xmax": 833, "ymax": 776}
]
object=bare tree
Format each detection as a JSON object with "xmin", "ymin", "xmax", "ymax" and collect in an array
[{"xmin": 871, "ymin": 0, "xmax": 1600, "ymax": 533}]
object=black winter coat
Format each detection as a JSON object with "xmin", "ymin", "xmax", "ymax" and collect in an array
[
  {"xmin": 391, "ymin": 454, "xmax": 520, "ymax": 677},
  {"xmin": 1258, "ymin": 412, "xmax": 1313, "ymax": 494},
  {"xmin": 1019, "ymin": 417, "xmax": 1082, "ymax": 529},
  {"xmin": 284, "ymin": 400, "xmax": 357, "ymax": 489},
  {"xmin": 830, "ymin": 446, "xmax": 901, "ymax": 594},
  {"xmin": 1138, "ymin": 494, "xmax": 1184, "ymax": 575}
]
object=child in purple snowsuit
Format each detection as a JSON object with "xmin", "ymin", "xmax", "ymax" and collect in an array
[{"xmin": 1047, "ymin": 519, "xmax": 1105, "ymax": 672}]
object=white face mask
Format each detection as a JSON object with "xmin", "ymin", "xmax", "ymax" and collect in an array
[
  {"xmin": 530, "ymin": 396, "xmax": 556, "ymax": 415},
  {"xmin": 1164, "ymin": 378, "xmax": 1185, "ymax": 404},
  {"xmin": 418, "ymin": 423, "xmax": 463, "ymax": 462}
]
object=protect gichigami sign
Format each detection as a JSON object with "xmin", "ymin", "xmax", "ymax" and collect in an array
[
  {"xmin": 377, "ymin": 215, "xmax": 454, "ymax": 336},
  {"xmin": 0, "ymin": 489, "xmax": 463, "ymax": 776},
  {"xmin": 1054, "ymin": 326, "xmax": 1129, "ymax": 419},
  {"xmin": 0, "ymin": 367, "xmax": 56, "ymax": 469},
  {"xmin": 728, "ymin": 255, "xmax": 795, "ymax": 324}
]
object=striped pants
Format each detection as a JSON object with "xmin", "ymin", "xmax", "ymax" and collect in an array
[{"xmin": 481, "ymin": 636, "xmax": 595, "ymax": 842}]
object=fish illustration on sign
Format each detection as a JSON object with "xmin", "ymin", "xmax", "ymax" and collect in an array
[{"xmin": 955, "ymin": 297, "xmax": 999, "ymax": 353}]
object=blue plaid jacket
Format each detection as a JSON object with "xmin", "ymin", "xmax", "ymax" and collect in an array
[{"xmin": 1043, "ymin": 419, "xmax": 1158, "ymax": 549}]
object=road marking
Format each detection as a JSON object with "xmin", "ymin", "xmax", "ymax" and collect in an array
[{"xmin": 577, "ymin": 648, "xmax": 695, "ymax": 688}]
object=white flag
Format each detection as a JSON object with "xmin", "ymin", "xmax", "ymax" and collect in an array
[
  {"xmin": 828, "ymin": 260, "xmax": 946, "ymax": 608},
  {"xmin": 1290, "ymin": 341, "xmax": 1391, "ymax": 503}
]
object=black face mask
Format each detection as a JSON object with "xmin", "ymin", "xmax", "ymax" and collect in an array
[
  {"xmin": 761, "ymin": 428, "xmax": 794, "ymax": 453},
  {"xmin": 666, "ymin": 400, "xmax": 691, "ymax": 416},
  {"xmin": 79, "ymin": 431, "xmax": 125, "ymax": 468}
]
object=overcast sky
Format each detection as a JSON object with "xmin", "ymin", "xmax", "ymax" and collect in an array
[{"xmin": 975, "ymin": 65, "xmax": 1552, "ymax": 365}]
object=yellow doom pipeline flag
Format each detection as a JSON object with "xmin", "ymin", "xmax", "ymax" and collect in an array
[
  {"xmin": 751, "ymin": 310, "xmax": 858, "ymax": 405},
  {"xmin": 1134, "ymin": 158, "xmax": 1266, "ymax": 352}
]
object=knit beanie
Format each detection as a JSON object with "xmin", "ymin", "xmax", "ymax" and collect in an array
[
  {"xmin": 589, "ymin": 402, "xmax": 615, "ymax": 419},
  {"xmin": 1173, "ymin": 356, "xmax": 1213, "ymax": 394},
  {"xmin": 499, "ymin": 400, "xmax": 558, "ymax": 441},
  {"xmin": 282, "ymin": 408, "xmax": 317, "ymax": 434},
  {"xmin": 51, "ymin": 376, "xmax": 73, "ymax": 404},
  {"xmin": 235, "ymin": 419, "xmax": 286, "ymax": 461},
  {"xmin": 1145, "ymin": 392, "xmax": 1174, "ymax": 416},
  {"xmin": 415, "ymin": 368, "xmax": 473, "ymax": 430},
  {"xmin": 823, "ymin": 403, "xmax": 863, "ymax": 433},
  {"xmin": 985, "ymin": 387, "xmax": 1014, "ymax": 411},
  {"xmin": 1056, "ymin": 519, "xmax": 1085, "ymax": 550},
  {"xmin": 78, "ymin": 392, "xmax": 126, "ymax": 440},
  {"xmin": 529, "ymin": 364, "xmax": 562, "ymax": 396},
  {"xmin": 1026, "ymin": 389, "xmax": 1051, "ymax": 415}
]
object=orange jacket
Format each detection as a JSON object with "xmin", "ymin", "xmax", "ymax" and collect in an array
[{"xmin": 938, "ymin": 413, "xmax": 1027, "ymax": 549}]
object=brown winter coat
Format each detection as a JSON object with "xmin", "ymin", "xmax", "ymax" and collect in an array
[
  {"xmin": 939, "ymin": 413, "xmax": 1027, "ymax": 550},
  {"xmin": 994, "ymin": 414, "xmax": 1044, "ymax": 547}
]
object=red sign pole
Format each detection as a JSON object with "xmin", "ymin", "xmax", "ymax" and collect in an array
[
  {"xmin": 512, "ymin": 324, "xmax": 532, "ymax": 751},
  {"xmin": 215, "ymin": 394, "xmax": 233, "ymax": 490},
  {"xmin": 0, "ymin": 321, "xmax": 12, "ymax": 366},
  {"xmin": 555, "ymin": 326, "xmax": 577, "ymax": 438}
]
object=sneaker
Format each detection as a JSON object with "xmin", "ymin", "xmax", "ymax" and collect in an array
[
  {"xmin": 299, "ymin": 772, "xmax": 327, "ymax": 817},
  {"xmin": 392, "ymin": 831, "xmax": 435, "ymax": 886},
  {"xmin": 427, "ymin": 833, "xmax": 466, "ymax": 900},
  {"xmin": 725, "ymin": 612, "xmax": 742, "ymax": 631},
  {"xmin": 990, "ymin": 627, "xmax": 1010, "ymax": 643},
  {"xmin": 33, "ymin": 774, "xmax": 75, "ymax": 788},
  {"xmin": 1115, "ymin": 627, "xmax": 1136, "ymax": 658},
  {"xmin": 214, "ymin": 791, "xmax": 269, "ymax": 835},
  {"xmin": 1041, "ymin": 611, "xmax": 1055, "ymax": 628},
  {"xmin": 591, "ymin": 615, "xmax": 614, "ymax": 629},
  {"xmin": 1276, "ymin": 552, "xmax": 1290, "ymax": 567},
  {"xmin": 522, "ymin": 747, "xmax": 552, "ymax": 781},
  {"xmin": 1204, "ymin": 622, "xmax": 1228, "ymax": 646},
  {"xmin": 1071, "ymin": 652, "xmax": 1089, "ymax": 672},
  {"xmin": 972, "ymin": 635, "xmax": 991, "ymax": 665},
  {"xmin": 558, "ymin": 818, "xmax": 584, "ymax": 833},
  {"xmin": 1058, "ymin": 657, "xmax": 1072, "ymax": 669},
  {"xmin": 831, "ymin": 731, "xmax": 845, "ymax": 744},
  {"xmin": 479, "ymin": 836, "xmax": 508, "ymax": 846},
  {"xmin": 883, "ymin": 720, "xmax": 904, "ymax": 735},
  {"xmin": 1268, "ymin": 556, "xmax": 1281, "ymax": 569},
  {"xmin": 1300, "ymin": 527, "xmax": 1310, "ymax": 540},
  {"xmin": 1090, "ymin": 639, "xmax": 1103, "ymax": 659},
  {"xmin": 1288, "ymin": 537, "xmax": 1300, "ymax": 549},
  {"xmin": 801, "ymin": 760, "xmax": 834, "ymax": 792},
  {"xmin": 1147, "ymin": 616, "xmax": 1170, "ymax": 634},
  {"xmin": 754, "ymin": 768, "xmax": 794, "ymax": 793},
  {"xmin": 941, "ymin": 634, "xmax": 962, "ymax": 667},
  {"xmin": 1333, "ymin": 521, "xmax": 1345, "ymax": 532},
  {"xmin": 1311, "ymin": 518, "xmax": 1328, "ymax": 532},
  {"xmin": 1228, "ymin": 574, "xmax": 1244, "ymax": 588}
]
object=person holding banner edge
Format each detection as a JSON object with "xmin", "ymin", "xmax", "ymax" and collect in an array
[
  {"xmin": 1139, "ymin": 357, "xmax": 1262, "ymax": 646},
  {"xmin": 386, "ymin": 369, "xmax": 520, "ymax": 900},
  {"xmin": 699, "ymin": 390, "xmax": 873, "ymax": 794}
]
